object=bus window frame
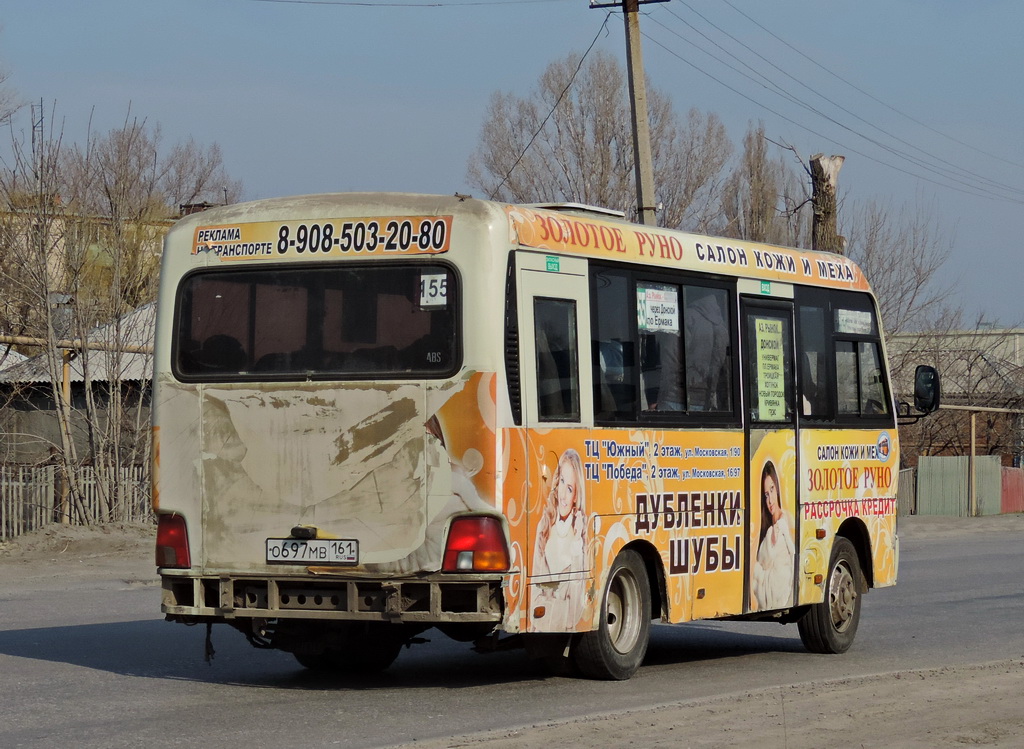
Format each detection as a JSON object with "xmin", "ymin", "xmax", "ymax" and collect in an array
[
  {"xmin": 741, "ymin": 298, "xmax": 798, "ymax": 429},
  {"xmin": 590, "ymin": 261, "xmax": 740, "ymax": 429},
  {"xmin": 794, "ymin": 286, "xmax": 894, "ymax": 429},
  {"xmin": 170, "ymin": 260, "xmax": 463, "ymax": 384},
  {"xmin": 533, "ymin": 295, "xmax": 583, "ymax": 423}
]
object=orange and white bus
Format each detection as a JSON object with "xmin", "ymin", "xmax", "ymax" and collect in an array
[{"xmin": 152, "ymin": 192, "xmax": 938, "ymax": 679}]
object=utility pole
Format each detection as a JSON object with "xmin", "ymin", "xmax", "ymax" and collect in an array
[
  {"xmin": 592, "ymin": 0, "xmax": 668, "ymax": 227},
  {"xmin": 30, "ymin": 99, "xmax": 43, "ymax": 194}
]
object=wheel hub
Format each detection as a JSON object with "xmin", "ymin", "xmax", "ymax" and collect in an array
[{"xmin": 829, "ymin": 562, "xmax": 857, "ymax": 632}]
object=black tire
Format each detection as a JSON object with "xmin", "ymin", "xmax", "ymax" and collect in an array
[
  {"xmin": 294, "ymin": 625, "xmax": 404, "ymax": 674},
  {"xmin": 573, "ymin": 549, "xmax": 651, "ymax": 680},
  {"xmin": 332, "ymin": 634, "xmax": 403, "ymax": 673},
  {"xmin": 293, "ymin": 651, "xmax": 332, "ymax": 671},
  {"xmin": 798, "ymin": 537, "xmax": 863, "ymax": 654}
]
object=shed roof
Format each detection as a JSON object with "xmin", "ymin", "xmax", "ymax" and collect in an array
[
  {"xmin": 0, "ymin": 348, "xmax": 28, "ymax": 371},
  {"xmin": 0, "ymin": 303, "xmax": 154, "ymax": 384}
]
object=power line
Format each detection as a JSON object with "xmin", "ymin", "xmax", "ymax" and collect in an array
[
  {"xmin": 662, "ymin": 1, "xmax": 1024, "ymax": 199},
  {"xmin": 640, "ymin": 30, "xmax": 1024, "ymax": 205},
  {"xmin": 643, "ymin": 10, "xmax": 1024, "ymax": 206},
  {"xmin": 245, "ymin": 0, "xmax": 571, "ymax": 6},
  {"xmin": 717, "ymin": 0, "xmax": 1024, "ymax": 173},
  {"xmin": 489, "ymin": 12, "xmax": 613, "ymax": 199},
  {"xmin": 648, "ymin": 9, "xmax": 1024, "ymax": 202}
]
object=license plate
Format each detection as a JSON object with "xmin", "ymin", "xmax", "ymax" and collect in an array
[{"xmin": 265, "ymin": 538, "xmax": 358, "ymax": 565}]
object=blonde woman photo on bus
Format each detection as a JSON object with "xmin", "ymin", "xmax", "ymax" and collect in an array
[
  {"xmin": 532, "ymin": 448, "xmax": 588, "ymax": 630},
  {"xmin": 752, "ymin": 460, "xmax": 795, "ymax": 611}
]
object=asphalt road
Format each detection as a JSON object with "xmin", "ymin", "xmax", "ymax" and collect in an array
[{"xmin": 0, "ymin": 514, "xmax": 1021, "ymax": 748}]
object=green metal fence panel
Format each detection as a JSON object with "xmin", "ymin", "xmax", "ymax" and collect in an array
[
  {"xmin": 976, "ymin": 456, "xmax": 1003, "ymax": 516},
  {"xmin": 918, "ymin": 456, "xmax": 968, "ymax": 516},
  {"xmin": 917, "ymin": 455, "xmax": 1003, "ymax": 516}
]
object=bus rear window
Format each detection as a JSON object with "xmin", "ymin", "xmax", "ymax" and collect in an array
[{"xmin": 174, "ymin": 264, "xmax": 458, "ymax": 380}]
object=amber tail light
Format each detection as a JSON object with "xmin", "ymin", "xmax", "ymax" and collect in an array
[
  {"xmin": 442, "ymin": 516, "xmax": 510, "ymax": 572},
  {"xmin": 156, "ymin": 514, "xmax": 191, "ymax": 569}
]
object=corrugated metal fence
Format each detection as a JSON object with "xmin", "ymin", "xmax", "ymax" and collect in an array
[
  {"xmin": 914, "ymin": 456, "xmax": 1021, "ymax": 516},
  {"xmin": 0, "ymin": 465, "xmax": 151, "ymax": 541},
  {"xmin": 897, "ymin": 468, "xmax": 917, "ymax": 515},
  {"xmin": 1002, "ymin": 467, "xmax": 1024, "ymax": 514}
]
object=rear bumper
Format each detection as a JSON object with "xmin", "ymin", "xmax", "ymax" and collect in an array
[{"xmin": 160, "ymin": 569, "xmax": 505, "ymax": 624}]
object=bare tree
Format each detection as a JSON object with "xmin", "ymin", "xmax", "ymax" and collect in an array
[
  {"xmin": 62, "ymin": 115, "xmax": 241, "ymax": 314},
  {"xmin": 893, "ymin": 320, "xmax": 1024, "ymax": 466},
  {"xmin": 846, "ymin": 200, "xmax": 1024, "ymax": 466},
  {"xmin": 0, "ymin": 105, "xmax": 242, "ymax": 524},
  {"xmin": 64, "ymin": 116, "xmax": 242, "ymax": 220},
  {"xmin": 718, "ymin": 122, "xmax": 808, "ymax": 246},
  {"xmin": 0, "ymin": 63, "xmax": 20, "ymax": 126},
  {"xmin": 0, "ymin": 111, "xmax": 90, "ymax": 521},
  {"xmin": 467, "ymin": 50, "xmax": 731, "ymax": 229},
  {"xmin": 842, "ymin": 197, "xmax": 954, "ymax": 336},
  {"xmin": 810, "ymin": 154, "xmax": 845, "ymax": 253}
]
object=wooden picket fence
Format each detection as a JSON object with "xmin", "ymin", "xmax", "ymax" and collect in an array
[{"xmin": 0, "ymin": 464, "xmax": 151, "ymax": 541}]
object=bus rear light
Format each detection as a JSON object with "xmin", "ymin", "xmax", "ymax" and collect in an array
[
  {"xmin": 442, "ymin": 516, "xmax": 510, "ymax": 572},
  {"xmin": 156, "ymin": 514, "xmax": 191, "ymax": 569}
]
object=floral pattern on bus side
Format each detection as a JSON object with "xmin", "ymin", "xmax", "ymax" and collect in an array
[
  {"xmin": 502, "ymin": 428, "xmax": 750, "ymax": 634},
  {"xmin": 798, "ymin": 428, "xmax": 900, "ymax": 604},
  {"xmin": 427, "ymin": 371, "xmax": 498, "ymax": 513}
]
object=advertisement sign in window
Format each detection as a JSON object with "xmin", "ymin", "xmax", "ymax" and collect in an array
[{"xmin": 755, "ymin": 317, "xmax": 786, "ymax": 421}]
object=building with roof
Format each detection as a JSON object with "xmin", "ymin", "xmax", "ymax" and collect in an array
[
  {"xmin": 0, "ymin": 304, "xmax": 154, "ymax": 465},
  {"xmin": 890, "ymin": 328, "xmax": 1024, "ymax": 467}
]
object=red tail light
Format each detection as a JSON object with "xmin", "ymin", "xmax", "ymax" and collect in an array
[
  {"xmin": 442, "ymin": 516, "xmax": 510, "ymax": 572},
  {"xmin": 156, "ymin": 514, "xmax": 191, "ymax": 569}
]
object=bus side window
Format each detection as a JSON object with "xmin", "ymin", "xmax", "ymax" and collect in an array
[
  {"xmin": 858, "ymin": 341, "xmax": 889, "ymax": 415},
  {"xmin": 592, "ymin": 269, "xmax": 637, "ymax": 419},
  {"xmin": 797, "ymin": 303, "xmax": 829, "ymax": 418},
  {"xmin": 683, "ymin": 286, "xmax": 730, "ymax": 413},
  {"xmin": 835, "ymin": 341, "xmax": 859, "ymax": 415},
  {"xmin": 534, "ymin": 298, "xmax": 581, "ymax": 421},
  {"xmin": 832, "ymin": 298, "xmax": 890, "ymax": 419},
  {"xmin": 637, "ymin": 282, "xmax": 681, "ymax": 412}
]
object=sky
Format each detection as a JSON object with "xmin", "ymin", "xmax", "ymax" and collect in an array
[{"xmin": 2, "ymin": 0, "xmax": 1022, "ymax": 326}]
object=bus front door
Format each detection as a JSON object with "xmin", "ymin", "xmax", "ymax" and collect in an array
[{"xmin": 741, "ymin": 299, "xmax": 799, "ymax": 615}]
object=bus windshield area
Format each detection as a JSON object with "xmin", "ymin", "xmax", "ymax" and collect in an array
[{"xmin": 174, "ymin": 263, "xmax": 457, "ymax": 380}]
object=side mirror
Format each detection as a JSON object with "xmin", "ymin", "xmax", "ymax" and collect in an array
[{"xmin": 913, "ymin": 365, "xmax": 940, "ymax": 414}]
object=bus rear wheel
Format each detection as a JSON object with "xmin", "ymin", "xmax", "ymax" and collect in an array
[
  {"xmin": 573, "ymin": 550, "xmax": 651, "ymax": 680},
  {"xmin": 293, "ymin": 624, "xmax": 405, "ymax": 673},
  {"xmin": 798, "ymin": 537, "xmax": 862, "ymax": 654}
]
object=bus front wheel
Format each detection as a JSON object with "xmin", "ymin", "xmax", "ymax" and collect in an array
[
  {"xmin": 573, "ymin": 549, "xmax": 651, "ymax": 680},
  {"xmin": 798, "ymin": 537, "xmax": 863, "ymax": 654}
]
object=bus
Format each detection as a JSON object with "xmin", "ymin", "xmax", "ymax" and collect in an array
[{"xmin": 152, "ymin": 192, "xmax": 939, "ymax": 680}]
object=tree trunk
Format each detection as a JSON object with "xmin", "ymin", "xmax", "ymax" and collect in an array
[{"xmin": 811, "ymin": 154, "xmax": 845, "ymax": 254}]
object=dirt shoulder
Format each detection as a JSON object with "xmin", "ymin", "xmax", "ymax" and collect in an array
[
  {"xmin": 398, "ymin": 659, "xmax": 1024, "ymax": 749},
  {"xmin": 0, "ymin": 521, "xmax": 157, "ymax": 589}
]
